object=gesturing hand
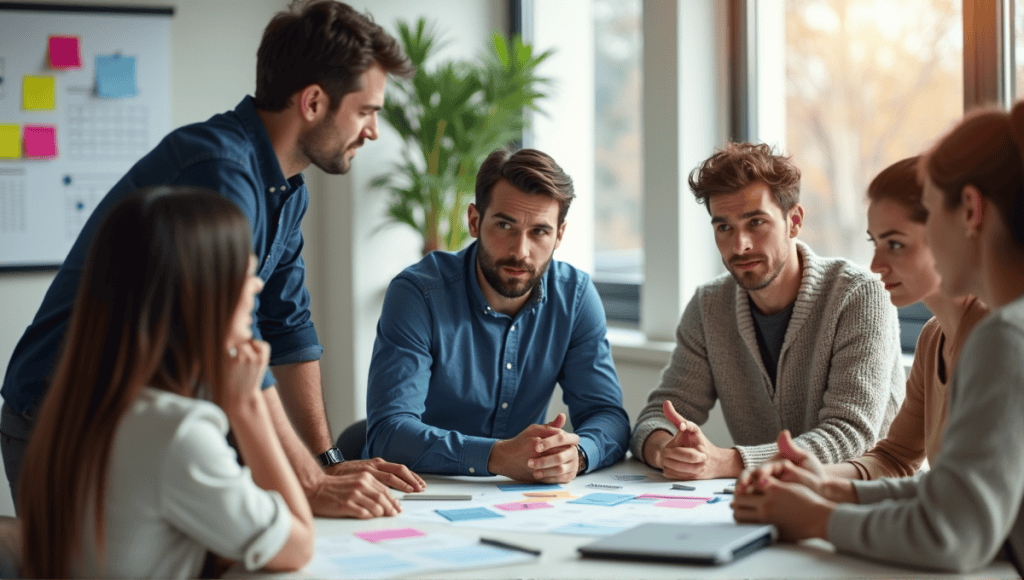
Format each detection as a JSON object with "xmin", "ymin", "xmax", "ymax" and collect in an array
[
  {"xmin": 731, "ymin": 476, "xmax": 834, "ymax": 542},
  {"xmin": 488, "ymin": 413, "xmax": 581, "ymax": 483},
  {"xmin": 309, "ymin": 471, "xmax": 403, "ymax": 520},
  {"xmin": 655, "ymin": 400, "xmax": 742, "ymax": 480},
  {"xmin": 326, "ymin": 457, "xmax": 426, "ymax": 493},
  {"xmin": 736, "ymin": 430, "xmax": 826, "ymax": 495}
]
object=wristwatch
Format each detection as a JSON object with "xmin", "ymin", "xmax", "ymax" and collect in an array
[
  {"xmin": 576, "ymin": 446, "xmax": 589, "ymax": 475},
  {"xmin": 316, "ymin": 446, "xmax": 344, "ymax": 468}
]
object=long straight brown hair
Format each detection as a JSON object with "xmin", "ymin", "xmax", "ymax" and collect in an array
[{"xmin": 18, "ymin": 186, "xmax": 253, "ymax": 578}]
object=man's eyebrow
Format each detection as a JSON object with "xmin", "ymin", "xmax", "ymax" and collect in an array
[
  {"xmin": 876, "ymin": 229, "xmax": 905, "ymax": 239},
  {"xmin": 492, "ymin": 211, "xmax": 554, "ymax": 230},
  {"xmin": 710, "ymin": 209, "xmax": 769, "ymax": 224}
]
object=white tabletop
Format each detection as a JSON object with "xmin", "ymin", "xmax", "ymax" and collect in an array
[{"xmin": 227, "ymin": 459, "xmax": 1020, "ymax": 579}]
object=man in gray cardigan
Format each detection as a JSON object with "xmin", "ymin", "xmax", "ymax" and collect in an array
[{"xmin": 631, "ymin": 142, "xmax": 904, "ymax": 480}]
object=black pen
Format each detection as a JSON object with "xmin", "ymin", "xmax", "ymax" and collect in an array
[{"xmin": 479, "ymin": 536, "xmax": 542, "ymax": 556}]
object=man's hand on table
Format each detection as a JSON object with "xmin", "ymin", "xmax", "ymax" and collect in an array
[
  {"xmin": 325, "ymin": 457, "xmax": 426, "ymax": 493},
  {"xmin": 488, "ymin": 413, "xmax": 581, "ymax": 483},
  {"xmin": 643, "ymin": 400, "xmax": 743, "ymax": 480},
  {"xmin": 307, "ymin": 470, "xmax": 403, "ymax": 519}
]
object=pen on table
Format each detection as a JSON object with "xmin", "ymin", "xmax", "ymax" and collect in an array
[
  {"xmin": 671, "ymin": 483, "xmax": 696, "ymax": 491},
  {"xmin": 480, "ymin": 537, "xmax": 542, "ymax": 556},
  {"xmin": 401, "ymin": 493, "xmax": 473, "ymax": 500}
]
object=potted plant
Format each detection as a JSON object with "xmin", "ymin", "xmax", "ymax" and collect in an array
[{"xmin": 372, "ymin": 18, "xmax": 553, "ymax": 254}]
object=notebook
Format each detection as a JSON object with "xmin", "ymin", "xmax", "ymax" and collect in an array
[{"xmin": 577, "ymin": 522, "xmax": 776, "ymax": 565}]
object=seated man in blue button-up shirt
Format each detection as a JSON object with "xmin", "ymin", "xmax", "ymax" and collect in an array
[
  {"xmin": 366, "ymin": 148, "xmax": 630, "ymax": 482},
  {"xmin": 1, "ymin": 1, "xmax": 424, "ymax": 519}
]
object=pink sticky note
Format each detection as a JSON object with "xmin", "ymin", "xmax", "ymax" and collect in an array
[
  {"xmin": 495, "ymin": 501, "xmax": 554, "ymax": 512},
  {"xmin": 354, "ymin": 527, "xmax": 425, "ymax": 543},
  {"xmin": 655, "ymin": 499, "xmax": 706, "ymax": 509},
  {"xmin": 637, "ymin": 494, "xmax": 711, "ymax": 501},
  {"xmin": 23, "ymin": 125, "xmax": 58, "ymax": 159},
  {"xmin": 49, "ymin": 35, "xmax": 82, "ymax": 69}
]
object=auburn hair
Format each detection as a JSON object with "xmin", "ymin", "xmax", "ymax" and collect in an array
[
  {"xmin": 18, "ymin": 187, "xmax": 252, "ymax": 578},
  {"xmin": 867, "ymin": 156, "xmax": 927, "ymax": 223}
]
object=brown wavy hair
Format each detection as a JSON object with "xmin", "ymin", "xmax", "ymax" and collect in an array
[
  {"xmin": 922, "ymin": 102, "xmax": 1024, "ymax": 245},
  {"xmin": 688, "ymin": 142, "xmax": 801, "ymax": 215},
  {"xmin": 255, "ymin": 0, "xmax": 414, "ymax": 111},
  {"xmin": 475, "ymin": 148, "xmax": 576, "ymax": 226},
  {"xmin": 18, "ymin": 187, "xmax": 252, "ymax": 578},
  {"xmin": 867, "ymin": 156, "xmax": 927, "ymax": 223}
]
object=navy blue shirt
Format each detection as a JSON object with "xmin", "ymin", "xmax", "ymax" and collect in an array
[
  {"xmin": 2, "ymin": 96, "xmax": 321, "ymax": 415},
  {"xmin": 365, "ymin": 242, "xmax": 630, "ymax": 475}
]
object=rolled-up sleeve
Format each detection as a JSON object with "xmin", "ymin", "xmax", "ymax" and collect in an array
[{"xmin": 160, "ymin": 407, "xmax": 291, "ymax": 571}]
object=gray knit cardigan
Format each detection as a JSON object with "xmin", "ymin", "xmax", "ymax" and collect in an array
[{"xmin": 630, "ymin": 242, "xmax": 905, "ymax": 468}]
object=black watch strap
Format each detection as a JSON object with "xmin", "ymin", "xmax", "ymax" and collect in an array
[
  {"xmin": 317, "ymin": 446, "xmax": 344, "ymax": 467},
  {"xmin": 577, "ymin": 446, "xmax": 589, "ymax": 475}
]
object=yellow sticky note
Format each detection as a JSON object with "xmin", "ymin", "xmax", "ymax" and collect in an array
[
  {"xmin": 521, "ymin": 490, "xmax": 577, "ymax": 501},
  {"xmin": 23, "ymin": 76, "xmax": 56, "ymax": 111},
  {"xmin": 0, "ymin": 124, "xmax": 20, "ymax": 159}
]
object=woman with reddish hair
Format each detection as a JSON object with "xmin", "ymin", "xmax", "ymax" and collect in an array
[
  {"xmin": 733, "ymin": 103, "xmax": 1024, "ymax": 572},
  {"xmin": 17, "ymin": 187, "xmax": 313, "ymax": 578}
]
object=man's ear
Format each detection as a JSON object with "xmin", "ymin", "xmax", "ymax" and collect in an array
[
  {"xmin": 961, "ymin": 184, "xmax": 984, "ymax": 237},
  {"xmin": 554, "ymin": 220, "xmax": 567, "ymax": 250},
  {"xmin": 297, "ymin": 84, "xmax": 328, "ymax": 122},
  {"xmin": 467, "ymin": 203, "xmax": 481, "ymax": 238},
  {"xmin": 788, "ymin": 204, "xmax": 804, "ymax": 238}
]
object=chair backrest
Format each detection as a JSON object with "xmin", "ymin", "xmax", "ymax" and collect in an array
[{"xmin": 0, "ymin": 515, "xmax": 21, "ymax": 578}]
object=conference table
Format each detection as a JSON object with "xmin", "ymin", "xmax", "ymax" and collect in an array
[{"xmin": 227, "ymin": 458, "xmax": 1020, "ymax": 579}]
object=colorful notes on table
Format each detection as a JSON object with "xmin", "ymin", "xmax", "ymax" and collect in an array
[
  {"xmin": 354, "ymin": 528, "xmax": 426, "ymax": 543},
  {"xmin": 22, "ymin": 76, "xmax": 55, "ymax": 110},
  {"xmin": 95, "ymin": 55, "xmax": 138, "ymax": 98},
  {"xmin": 567, "ymin": 493, "xmax": 634, "ymax": 507},
  {"xmin": 636, "ymin": 494, "xmax": 710, "ymax": 501},
  {"xmin": 521, "ymin": 490, "xmax": 577, "ymax": 502},
  {"xmin": 0, "ymin": 124, "xmax": 20, "ymax": 158},
  {"xmin": 496, "ymin": 482, "xmax": 562, "ymax": 492},
  {"xmin": 436, "ymin": 507, "xmax": 503, "ymax": 522},
  {"xmin": 23, "ymin": 125, "xmax": 57, "ymax": 159},
  {"xmin": 495, "ymin": 501, "xmax": 553, "ymax": 512},
  {"xmin": 49, "ymin": 35, "xmax": 82, "ymax": 69},
  {"xmin": 655, "ymin": 499, "xmax": 707, "ymax": 509}
]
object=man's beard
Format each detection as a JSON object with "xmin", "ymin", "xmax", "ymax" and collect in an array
[
  {"xmin": 726, "ymin": 251, "xmax": 788, "ymax": 292},
  {"xmin": 298, "ymin": 118, "xmax": 360, "ymax": 175},
  {"xmin": 477, "ymin": 243, "xmax": 551, "ymax": 299}
]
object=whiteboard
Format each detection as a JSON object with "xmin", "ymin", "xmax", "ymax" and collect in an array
[{"xmin": 0, "ymin": 3, "xmax": 172, "ymax": 269}]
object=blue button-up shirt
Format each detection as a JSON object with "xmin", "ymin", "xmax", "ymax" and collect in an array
[
  {"xmin": 365, "ymin": 242, "xmax": 630, "ymax": 475},
  {"xmin": 1, "ymin": 96, "xmax": 321, "ymax": 415}
]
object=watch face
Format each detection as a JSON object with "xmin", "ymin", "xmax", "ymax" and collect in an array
[{"xmin": 320, "ymin": 447, "xmax": 343, "ymax": 466}]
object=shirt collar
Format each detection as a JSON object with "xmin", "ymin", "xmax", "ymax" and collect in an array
[
  {"xmin": 235, "ymin": 95, "xmax": 305, "ymax": 197},
  {"xmin": 464, "ymin": 241, "xmax": 548, "ymax": 318}
]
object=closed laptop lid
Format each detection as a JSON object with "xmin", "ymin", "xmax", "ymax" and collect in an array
[{"xmin": 578, "ymin": 522, "xmax": 776, "ymax": 565}]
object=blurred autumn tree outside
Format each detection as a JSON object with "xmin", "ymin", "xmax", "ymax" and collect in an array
[{"xmin": 785, "ymin": 0, "xmax": 962, "ymax": 266}]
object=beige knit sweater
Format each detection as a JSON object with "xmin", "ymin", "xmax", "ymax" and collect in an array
[{"xmin": 630, "ymin": 242, "xmax": 905, "ymax": 468}]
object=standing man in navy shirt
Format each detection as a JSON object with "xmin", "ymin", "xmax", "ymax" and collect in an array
[
  {"xmin": 1, "ymin": 1, "xmax": 425, "ymax": 518},
  {"xmin": 366, "ymin": 148, "xmax": 630, "ymax": 482}
]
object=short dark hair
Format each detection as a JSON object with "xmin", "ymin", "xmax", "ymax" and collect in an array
[
  {"xmin": 254, "ymin": 0, "xmax": 414, "ymax": 111},
  {"xmin": 688, "ymin": 142, "xmax": 801, "ymax": 215},
  {"xmin": 867, "ymin": 157, "xmax": 927, "ymax": 223},
  {"xmin": 475, "ymin": 148, "xmax": 576, "ymax": 225}
]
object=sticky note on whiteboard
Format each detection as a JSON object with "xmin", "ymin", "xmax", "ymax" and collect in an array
[
  {"xmin": 95, "ymin": 55, "xmax": 138, "ymax": 98},
  {"xmin": 49, "ymin": 35, "xmax": 83, "ymax": 69},
  {"xmin": 22, "ymin": 76, "xmax": 55, "ymax": 110},
  {"xmin": 24, "ymin": 124, "xmax": 58, "ymax": 159},
  {"xmin": 0, "ymin": 124, "xmax": 20, "ymax": 159}
]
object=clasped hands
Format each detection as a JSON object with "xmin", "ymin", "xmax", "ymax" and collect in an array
[
  {"xmin": 488, "ymin": 413, "xmax": 581, "ymax": 483},
  {"xmin": 730, "ymin": 429, "xmax": 851, "ymax": 541},
  {"xmin": 644, "ymin": 400, "xmax": 742, "ymax": 480}
]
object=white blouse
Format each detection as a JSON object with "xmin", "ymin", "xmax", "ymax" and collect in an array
[{"xmin": 73, "ymin": 387, "xmax": 291, "ymax": 578}]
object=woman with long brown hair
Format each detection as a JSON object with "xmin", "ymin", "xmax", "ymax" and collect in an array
[
  {"xmin": 17, "ymin": 187, "xmax": 313, "ymax": 577},
  {"xmin": 732, "ymin": 102, "xmax": 1024, "ymax": 572}
]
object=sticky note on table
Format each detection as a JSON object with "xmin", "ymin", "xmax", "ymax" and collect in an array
[
  {"xmin": 567, "ymin": 493, "xmax": 634, "ymax": 507},
  {"xmin": 637, "ymin": 494, "xmax": 711, "ymax": 501},
  {"xmin": 496, "ymin": 483, "xmax": 562, "ymax": 492},
  {"xmin": 436, "ymin": 507, "xmax": 503, "ymax": 522},
  {"xmin": 49, "ymin": 35, "xmax": 82, "ymax": 69},
  {"xmin": 23, "ymin": 76, "xmax": 55, "ymax": 110},
  {"xmin": 521, "ymin": 490, "xmax": 576, "ymax": 501},
  {"xmin": 354, "ymin": 527, "xmax": 425, "ymax": 543},
  {"xmin": 96, "ymin": 55, "xmax": 138, "ymax": 98},
  {"xmin": 655, "ymin": 499, "xmax": 706, "ymax": 509},
  {"xmin": 495, "ymin": 501, "xmax": 553, "ymax": 512},
  {"xmin": 23, "ymin": 125, "xmax": 57, "ymax": 159},
  {"xmin": 0, "ymin": 124, "xmax": 20, "ymax": 159}
]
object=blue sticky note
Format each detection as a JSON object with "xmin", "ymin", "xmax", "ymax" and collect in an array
[
  {"xmin": 496, "ymin": 482, "xmax": 563, "ymax": 492},
  {"xmin": 567, "ymin": 493, "xmax": 634, "ymax": 506},
  {"xmin": 552, "ymin": 522, "xmax": 629, "ymax": 536},
  {"xmin": 95, "ymin": 55, "xmax": 137, "ymax": 98},
  {"xmin": 435, "ymin": 507, "xmax": 503, "ymax": 522}
]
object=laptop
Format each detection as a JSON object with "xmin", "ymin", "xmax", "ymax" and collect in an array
[{"xmin": 578, "ymin": 523, "xmax": 777, "ymax": 565}]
